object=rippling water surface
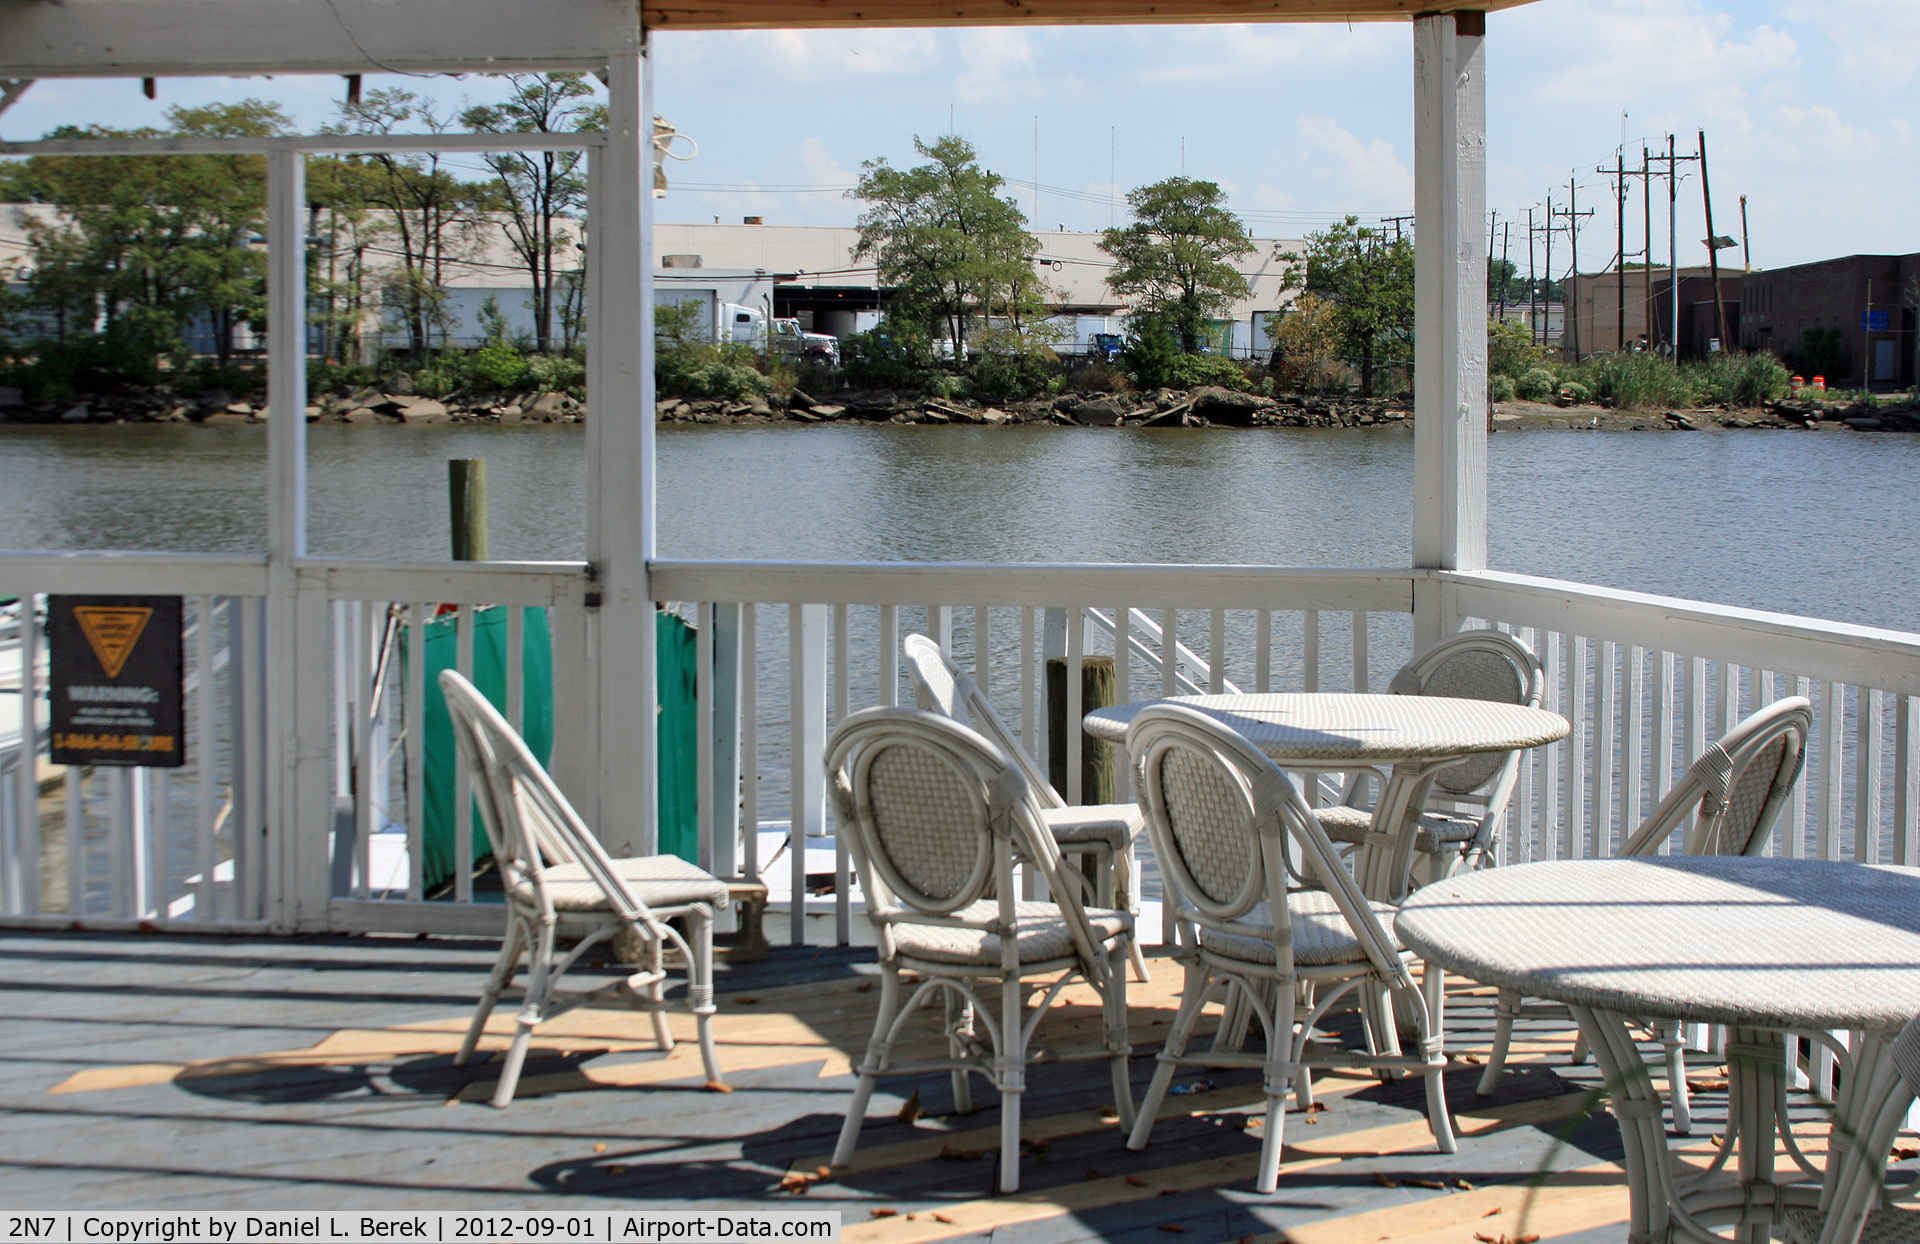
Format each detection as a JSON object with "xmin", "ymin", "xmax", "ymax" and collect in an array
[{"xmin": 2, "ymin": 420, "xmax": 1914, "ymax": 630}]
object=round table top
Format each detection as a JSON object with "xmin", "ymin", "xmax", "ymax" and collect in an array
[
  {"xmin": 1082, "ymin": 693, "xmax": 1569, "ymax": 765},
  {"xmin": 1395, "ymin": 857, "xmax": 1920, "ymax": 1032}
]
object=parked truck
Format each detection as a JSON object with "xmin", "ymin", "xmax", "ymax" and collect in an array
[{"xmin": 653, "ymin": 289, "xmax": 838, "ymax": 365}]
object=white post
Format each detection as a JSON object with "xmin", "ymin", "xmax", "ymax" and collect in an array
[
  {"xmin": 1411, "ymin": 10, "xmax": 1488, "ymax": 649},
  {"xmin": 587, "ymin": 41, "xmax": 656, "ymax": 856},
  {"xmin": 264, "ymin": 148, "xmax": 328, "ymax": 932}
]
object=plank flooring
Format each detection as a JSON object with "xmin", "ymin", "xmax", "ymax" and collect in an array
[{"xmin": 0, "ymin": 928, "xmax": 1822, "ymax": 1241}]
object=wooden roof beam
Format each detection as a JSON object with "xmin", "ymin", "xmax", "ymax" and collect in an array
[{"xmin": 642, "ymin": 0, "xmax": 1530, "ymax": 31}]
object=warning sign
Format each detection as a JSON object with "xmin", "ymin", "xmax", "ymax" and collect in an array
[{"xmin": 48, "ymin": 595, "xmax": 185, "ymax": 768}]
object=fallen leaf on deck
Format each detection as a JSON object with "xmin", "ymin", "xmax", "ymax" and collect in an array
[
  {"xmin": 1455, "ymin": 1179, "xmax": 1475, "ymax": 1190},
  {"xmin": 931, "ymin": 1215, "xmax": 953, "ymax": 1225},
  {"xmin": 1158, "ymin": 1226, "xmax": 1185, "ymax": 1234},
  {"xmin": 1406, "ymin": 1178, "xmax": 1446, "ymax": 1190},
  {"xmin": 869, "ymin": 1209, "xmax": 897, "ymax": 1219},
  {"xmin": 1482, "ymin": 1208, "xmax": 1503, "ymax": 1218},
  {"xmin": 938, "ymin": 1145, "xmax": 982, "ymax": 1161},
  {"xmin": 1374, "ymin": 1173, "xmax": 1399, "ymax": 1188},
  {"xmin": 1098, "ymin": 1104, "xmax": 1119, "ymax": 1119},
  {"xmin": 735, "ymin": 997, "xmax": 759, "ymax": 1005},
  {"xmin": 1125, "ymin": 1175, "xmax": 1148, "ymax": 1187},
  {"xmin": 896, "ymin": 1088, "xmax": 921, "ymax": 1124},
  {"xmin": 593, "ymin": 1144, "xmax": 606, "ymax": 1153}
]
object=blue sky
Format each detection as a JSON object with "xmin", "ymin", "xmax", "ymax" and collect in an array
[{"xmin": 3, "ymin": 0, "xmax": 1913, "ymax": 274}]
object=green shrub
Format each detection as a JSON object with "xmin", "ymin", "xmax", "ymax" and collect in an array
[
  {"xmin": 1119, "ymin": 317, "xmax": 1179, "ymax": 391},
  {"xmin": 525, "ymin": 353, "xmax": 584, "ymax": 392},
  {"xmin": 970, "ymin": 346, "xmax": 1057, "ymax": 403},
  {"xmin": 1488, "ymin": 373, "xmax": 1516, "ymax": 402},
  {"xmin": 1488, "ymin": 318, "xmax": 1550, "ymax": 379},
  {"xmin": 839, "ymin": 328, "xmax": 927, "ymax": 389},
  {"xmin": 1572, "ymin": 352, "xmax": 1694, "ymax": 410},
  {"xmin": 1558, "ymin": 381, "xmax": 1592, "ymax": 405},
  {"xmin": 1168, "ymin": 352, "xmax": 1250, "ymax": 390},
  {"xmin": 1690, "ymin": 351, "xmax": 1789, "ymax": 407},
  {"xmin": 469, "ymin": 342, "xmax": 530, "ymax": 392},
  {"xmin": 1515, "ymin": 367, "xmax": 1557, "ymax": 402},
  {"xmin": 307, "ymin": 359, "xmax": 379, "ymax": 394}
]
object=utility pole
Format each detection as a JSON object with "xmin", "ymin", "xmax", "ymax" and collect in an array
[
  {"xmin": 1553, "ymin": 180, "xmax": 1594, "ymax": 360},
  {"xmin": 1599, "ymin": 151, "xmax": 1633, "ymax": 352},
  {"xmin": 1382, "ymin": 213, "xmax": 1414, "ymax": 244},
  {"xmin": 1542, "ymin": 195, "xmax": 1553, "ymax": 348},
  {"xmin": 1527, "ymin": 206, "xmax": 1540, "ymax": 345},
  {"xmin": 1642, "ymin": 146, "xmax": 1653, "ymax": 349},
  {"xmin": 1739, "ymin": 194, "xmax": 1751, "ymax": 272},
  {"xmin": 1699, "ymin": 129, "xmax": 1729, "ymax": 354},
  {"xmin": 1499, "ymin": 220, "xmax": 1511, "ymax": 326},
  {"xmin": 1646, "ymin": 136, "xmax": 1698, "ymax": 357}
]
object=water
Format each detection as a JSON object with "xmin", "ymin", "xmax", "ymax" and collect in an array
[{"xmin": 2, "ymin": 421, "xmax": 1915, "ymax": 631}]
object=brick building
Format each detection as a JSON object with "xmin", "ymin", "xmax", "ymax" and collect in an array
[{"xmin": 1741, "ymin": 253, "xmax": 1920, "ymax": 389}]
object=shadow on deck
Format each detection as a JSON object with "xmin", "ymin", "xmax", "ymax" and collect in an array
[{"xmin": 0, "ymin": 929, "xmax": 1763, "ymax": 1242}]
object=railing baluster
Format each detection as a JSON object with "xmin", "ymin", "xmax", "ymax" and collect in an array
[
  {"xmin": 1066, "ymin": 604, "xmax": 1084, "ymax": 806},
  {"xmin": 1019, "ymin": 606, "xmax": 1034, "ymax": 754},
  {"xmin": 107, "ymin": 767, "xmax": 127, "ymax": 918},
  {"xmin": 241, "ymin": 597, "xmax": 266, "ymax": 919},
  {"xmin": 878, "ymin": 605, "xmax": 898, "ymax": 708},
  {"xmin": 14, "ymin": 590, "xmax": 40, "ymax": 914},
  {"xmin": 405, "ymin": 603, "xmax": 426, "ymax": 902},
  {"xmin": 833, "ymin": 603, "xmax": 851, "ymax": 946},
  {"xmin": 1654, "ymin": 650, "xmax": 1675, "ymax": 810},
  {"xmin": 1789, "ymin": 676, "xmax": 1811, "ymax": 859},
  {"xmin": 1819, "ymin": 681, "xmax": 1843, "ymax": 861},
  {"xmin": 928, "ymin": 604, "xmax": 951, "ymax": 652},
  {"xmin": 1685, "ymin": 656, "xmax": 1707, "ymax": 767},
  {"xmin": 1303, "ymin": 611, "xmax": 1320, "ymax": 693},
  {"xmin": 1161, "ymin": 609, "xmax": 1177, "ymax": 696},
  {"xmin": 65, "ymin": 767, "xmax": 85, "ymax": 918},
  {"xmin": 697, "ymin": 601, "xmax": 717, "ymax": 876},
  {"xmin": 1114, "ymin": 605, "xmax": 1131, "ymax": 803},
  {"xmin": 1623, "ymin": 644, "xmax": 1644, "ymax": 839},
  {"xmin": 1718, "ymin": 661, "xmax": 1739, "ymax": 740},
  {"xmin": 1209, "ymin": 608, "xmax": 1226, "ymax": 694},
  {"xmin": 1593, "ymin": 639, "xmax": 1616, "ymax": 855},
  {"xmin": 741, "ymin": 603, "xmax": 759, "ymax": 884},
  {"xmin": 972, "ymin": 605, "xmax": 989, "ymax": 687},
  {"xmin": 453, "ymin": 603, "xmax": 475, "ymax": 904},
  {"xmin": 1540, "ymin": 631, "xmax": 1562, "ymax": 861},
  {"xmin": 1255, "ymin": 609, "xmax": 1272, "ymax": 693},
  {"xmin": 352, "ymin": 601, "xmax": 374, "ymax": 902},
  {"xmin": 1352, "ymin": 612, "xmax": 1369, "ymax": 692},
  {"xmin": 1896, "ymin": 693, "xmax": 1917, "ymax": 866},
  {"xmin": 1565, "ymin": 636, "xmax": 1587, "ymax": 858},
  {"xmin": 1858, "ymin": 688, "xmax": 1884, "ymax": 865},
  {"xmin": 789, "ymin": 602, "xmax": 807, "ymax": 945}
]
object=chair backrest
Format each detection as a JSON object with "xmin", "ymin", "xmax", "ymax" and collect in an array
[
  {"xmin": 825, "ymin": 705, "xmax": 1108, "ymax": 973},
  {"xmin": 902, "ymin": 632, "xmax": 1064, "ymax": 810},
  {"xmin": 1622, "ymin": 695, "xmax": 1812, "ymax": 858},
  {"xmin": 1388, "ymin": 629, "xmax": 1545, "ymax": 796},
  {"xmin": 1127, "ymin": 702, "xmax": 1406, "ymax": 982},
  {"xmin": 439, "ymin": 669, "xmax": 659, "ymax": 927}
]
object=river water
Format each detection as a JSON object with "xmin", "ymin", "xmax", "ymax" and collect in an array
[{"xmin": 2, "ymin": 421, "xmax": 1915, "ymax": 632}]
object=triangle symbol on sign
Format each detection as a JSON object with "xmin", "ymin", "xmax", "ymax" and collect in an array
[{"xmin": 72, "ymin": 606, "xmax": 153, "ymax": 680}]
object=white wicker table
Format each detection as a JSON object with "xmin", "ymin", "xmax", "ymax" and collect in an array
[
  {"xmin": 1083, "ymin": 693, "xmax": 1568, "ymax": 901},
  {"xmin": 1396, "ymin": 857, "xmax": 1920, "ymax": 1244}
]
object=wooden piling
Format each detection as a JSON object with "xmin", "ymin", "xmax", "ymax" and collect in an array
[
  {"xmin": 1047, "ymin": 655, "xmax": 1115, "ymax": 805},
  {"xmin": 449, "ymin": 459, "xmax": 488, "ymax": 561}
]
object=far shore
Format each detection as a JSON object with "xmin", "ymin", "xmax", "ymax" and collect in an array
[{"xmin": 2, "ymin": 383, "xmax": 1912, "ymax": 434}]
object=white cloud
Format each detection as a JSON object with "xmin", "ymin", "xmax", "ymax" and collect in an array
[
  {"xmin": 1780, "ymin": 0, "xmax": 1920, "ymax": 83},
  {"xmin": 1293, "ymin": 114, "xmax": 1413, "ymax": 207},
  {"xmin": 1134, "ymin": 22, "xmax": 1399, "ymax": 84},
  {"xmin": 1524, "ymin": 1, "xmax": 1796, "ymax": 107},
  {"xmin": 955, "ymin": 29, "xmax": 1039, "ymax": 104},
  {"xmin": 728, "ymin": 29, "xmax": 939, "ymax": 84}
]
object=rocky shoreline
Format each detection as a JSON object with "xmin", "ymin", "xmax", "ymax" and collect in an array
[{"xmin": 2, "ymin": 381, "xmax": 1913, "ymax": 433}]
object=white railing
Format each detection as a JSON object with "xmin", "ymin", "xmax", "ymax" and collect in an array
[{"xmin": 6, "ymin": 553, "xmax": 1920, "ymax": 945}]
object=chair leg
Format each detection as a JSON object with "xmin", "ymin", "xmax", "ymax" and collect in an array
[
  {"xmin": 457, "ymin": 918, "xmax": 525, "ymax": 1067},
  {"xmin": 998, "ymin": 974, "xmax": 1026, "ymax": 1195},
  {"xmin": 1476, "ymin": 989, "xmax": 1521, "ymax": 1096},
  {"xmin": 1115, "ymin": 848, "xmax": 1152, "ymax": 983},
  {"xmin": 944, "ymin": 990, "xmax": 974, "ymax": 1116},
  {"xmin": 1106, "ymin": 944, "xmax": 1137, "ymax": 1134},
  {"xmin": 645, "ymin": 933, "xmax": 675, "ymax": 1052},
  {"xmin": 490, "ymin": 919, "xmax": 557, "ymax": 1109},
  {"xmin": 1660, "ymin": 1020, "xmax": 1692, "ymax": 1134},
  {"xmin": 1129, "ymin": 956, "xmax": 1211, "ymax": 1152},
  {"xmin": 1420, "ymin": 961, "xmax": 1458, "ymax": 1154},
  {"xmin": 833, "ymin": 965, "xmax": 903, "ymax": 1169},
  {"xmin": 1256, "ymin": 976, "xmax": 1298, "ymax": 1194},
  {"xmin": 688, "ymin": 909, "xmax": 723, "ymax": 1087}
]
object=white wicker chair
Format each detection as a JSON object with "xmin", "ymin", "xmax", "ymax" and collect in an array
[
  {"xmin": 1123, "ymin": 702, "xmax": 1456, "ymax": 1195},
  {"xmin": 440, "ymin": 669, "xmax": 729, "ymax": 1107},
  {"xmin": 1782, "ymin": 1009, "xmax": 1920, "ymax": 1244},
  {"xmin": 1317, "ymin": 629, "xmax": 1545, "ymax": 882},
  {"xmin": 1475, "ymin": 695, "xmax": 1813, "ymax": 1133},
  {"xmin": 825, "ymin": 705, "xmax": 1136, "ymax": 1195},
  {"xmin": 902, "ymin": 632, "xmax": 1151, "ymax": 981}
]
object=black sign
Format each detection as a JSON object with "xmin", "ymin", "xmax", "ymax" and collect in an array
[{"xmin": 47, "ymin": 595, "xmax": 185, "ymax": 768}]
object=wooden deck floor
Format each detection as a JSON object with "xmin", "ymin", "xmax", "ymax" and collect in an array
[{"xmin": 0, "ymin": 928, "xmax": 1785, "ymax": 1242}]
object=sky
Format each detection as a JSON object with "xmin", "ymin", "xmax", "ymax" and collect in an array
[{"xmin": 2, "ymin": 0, "xmax": 1913, "ymax": 277}]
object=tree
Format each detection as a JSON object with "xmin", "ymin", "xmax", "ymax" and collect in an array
[
  {"xmin": 1099, "ymin": 177, "xmax": 1253, "ymax": 354},
  {"xmin": 850, "ymin": 135, "xmax": 1040, "ymax": 362},
  {"xmin": 1278, "ymin": 216, "xmax": 1414, "ymax": 396},
  {"xmin": 1266, "ymin": 293, "xmax": 1343, "ymax": 392},
  {"xmin": 461, "ymin": 74, "xmax": 603, "ymax": 354},
  {"xmin": 331, "ymin": 89, "xmax": 482, "ymax": 358}
]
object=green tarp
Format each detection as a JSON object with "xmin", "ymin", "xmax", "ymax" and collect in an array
[{"xmin": 411, "ymin": 606, "xmax": 698, "ymax": 896}]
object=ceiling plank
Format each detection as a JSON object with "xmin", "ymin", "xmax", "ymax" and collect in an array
[{"xmin": 642, "ymin": 0, "xmax": 1538, "ymax": 32}]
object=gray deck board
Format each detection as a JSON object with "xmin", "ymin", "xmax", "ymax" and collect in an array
[{"xmin": 0, "ymin": 929, "xmax": 1761, "ymax": 1241}]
